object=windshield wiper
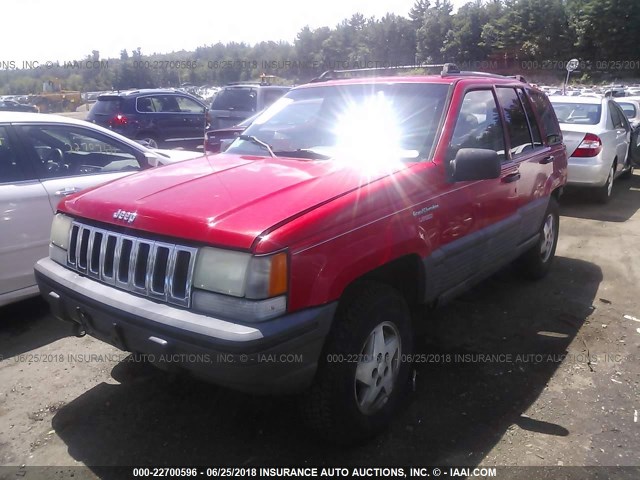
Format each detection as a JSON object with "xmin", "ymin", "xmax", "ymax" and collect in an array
[
  {"xmin": 272, "ymin": 149, "xmax": 331, "ymax": 160},
  {"xmin": 239, "ymin": 135, "xmax": 275, "ymax": 157}
]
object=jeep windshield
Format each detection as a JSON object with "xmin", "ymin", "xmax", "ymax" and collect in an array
[{"xmin": 225, "ymin": 83, "xmax": 449, "ymax": 163}]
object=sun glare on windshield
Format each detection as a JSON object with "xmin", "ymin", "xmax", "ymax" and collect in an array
[
  {"xmin": 328, "ymin": 91, "xmax": 421, "ymax": 178},
  {"xmin": 226, "ymin": 83, "xmax": 449, "ymax": 170}
]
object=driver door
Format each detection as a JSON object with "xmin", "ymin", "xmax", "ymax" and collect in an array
[{"xmin": 16, "ymin": 123, "xmax": 145, "ymax": 212}]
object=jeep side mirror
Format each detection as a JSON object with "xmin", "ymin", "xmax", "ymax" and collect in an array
[{"xmin": 451, "ymin": 148, "xmax": 501, "ymax": 182}]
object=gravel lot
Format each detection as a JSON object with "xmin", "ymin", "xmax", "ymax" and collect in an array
[{"xmin": 1, "ymin": 173, "xmax": 639, "ymax": 478}]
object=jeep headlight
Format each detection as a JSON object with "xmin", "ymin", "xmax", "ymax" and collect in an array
[
  {"xmin": 50, "ymin": 213, "xmax": 73, "ymax": 265},
  {"xmin": 51, "ymin": 213, "xmax": 73, "ymax": 249},
  {"xmin": 192, "ymin": 248, "xmax": 288, "ymax": 322},
  {"xmin": 192, "ymin": 248, "xmax": 252, "ymax": 297}
]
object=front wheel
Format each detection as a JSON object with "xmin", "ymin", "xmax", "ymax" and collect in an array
[
  {"xmin": 516, "ymin": 197, "xmax": 559, "ymax": 280},
  {"xmin": 301, "ymin": 282, "xmax": 413, "ymax": 444}
]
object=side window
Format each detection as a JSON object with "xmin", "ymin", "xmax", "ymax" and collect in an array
[
  {"xmin": 517, "ymin": 89, "xmax": 543, "ymax": 147},
  {"xmin": 149, "ymin": 96, "xmax": 163, "ymax": 112},
  {"xmin": 528, "ymin": 90, "xmax": 562, "ymax": 145},
  {"xmin": 136, "ymin": 96, "xmax": 156, "ymax": 113},
  {"xmin": 0, "ymin": 126, "xmax": 30, "ymax": 183},
  {"xmin": 495, "ymin": 87, "xmax": 535, "ymax": 158},
  {"xmin": 617, "ymin": 102, "xmax": 636, "ymax": 120},
  {"xmin": 610, "ymin": 103, "xmax": 627, "ymax": 130},
  {"xmin": 156, "ymin": 95, "xmax": 181, "ymax": 113},
  {"xmin": 18, "ymin": 125, "xmax": 144, "ymax": 179},
  {"xmin": 449, "ymin": 89, "xmax": 505, "ymax": 162},
  {"xmin": 176, "ymin": 96, "xmax": 205, "ymax": 113}
]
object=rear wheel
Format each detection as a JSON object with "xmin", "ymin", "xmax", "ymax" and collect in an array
[
  {"xmin": 301, "ymin": 282, "xmax": 413, "ymax": 444},
  {"xmin": 596, "ymin": 164, "xmax": 615, "ymax": 203},
  {"xmin": 136, "ymin": 134, "xmax": 159, "ymax": 149},
  {"xmin": 516, "ymin": 197, "xmax": 559, "ymax": 280}
]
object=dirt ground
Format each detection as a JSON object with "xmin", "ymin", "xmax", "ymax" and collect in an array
[{"xmin": 1, "ymin": 173, "xmax": 639, "ymax": 479}]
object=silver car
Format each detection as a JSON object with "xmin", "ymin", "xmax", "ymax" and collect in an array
[
  {"xmin": 0, "ymin": 112, "xmax": 202, "ymax": 307},
  {"xmin": 549, "ymin": 96, "xmax": 634, "ymax": 203}
]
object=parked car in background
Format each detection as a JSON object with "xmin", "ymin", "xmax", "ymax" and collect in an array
[
  {"xmin": 208, "ymin": 83, "xmax": 290, "ymax": 130},
  {"xmin": 549, "ymin": 95, "xmax": 633, "ymax": 203},
  {"xmin": 604, "ymin": 86, "xmax": 626, "ymax": 98},
  {"xmin": 616, "ymin": 97, "xmax": 640, "ymax": 165},
  {"xmin": 204, "ymin": 113, "xmax": 257, "ymax": 153},
  {"xmin": 0, "ymin": 112, "xmax": 201, "ymax": 307},
  {"xmin": 615, "ymin": 97, "xmax": 640, "ymax": 128},
  {"xmin": 36, "ymin": 67, "xmax": 567, "ymax": 442},
  {"xmin": 204, "ymin": 98, "xmax": 322, "ymax": 153},
  {"xmin": 0, "ymin": 99, "xmax": 39, "ymax": 113},
  {"xmin": 86, "ymin": 89, "xmax": 208, "ymax": 150}
]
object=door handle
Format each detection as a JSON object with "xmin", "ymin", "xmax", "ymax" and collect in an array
[
  {"xmin": 501, "ymin": 172, "xmax": 521, "ymax": 183},
  {"xmin": 55, "ymin": 187, "xmax": 82, "ymax": 196},
  {"xmin": 540, "ymin": 156, "xmax": 554, "ymax": 165}
]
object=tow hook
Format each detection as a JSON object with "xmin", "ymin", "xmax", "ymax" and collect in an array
[{"xmin": 74, "ymin": 307, "xmax": 90, "ymax": 337}]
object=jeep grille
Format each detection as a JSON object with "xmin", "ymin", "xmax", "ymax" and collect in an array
[{"xmin": 66, "ymin": 221, "xmax": 197, "ymax": 307}]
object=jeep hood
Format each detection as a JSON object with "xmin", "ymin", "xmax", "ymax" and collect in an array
[{"xmin": 60, "ymin": 154, "xmax": 405, "ymax": 250}]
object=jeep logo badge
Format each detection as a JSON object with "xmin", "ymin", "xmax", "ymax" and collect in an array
[{"xmin": 113, "ymin": 209, "xmax": 137, "ymax": 224}]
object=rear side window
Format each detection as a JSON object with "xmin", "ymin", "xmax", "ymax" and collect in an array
[
  {"xmin": 0, "ymin": 126, "xmax": 30, "ymax": 182},
  {"xmin": 91, "ymin": 98, "xmax": 122, "ymax": 115},
  {"xmin": 528, "ymin": 90, "xmax": 562, "ymax": 144},
  {"xmin": 136, "ymin": 97, "xmax": 156, "ymax": 113},
  {"xmin": 154, "ymin": 95, "xmax": 182, "ymax": 113},
  {"xmin": 609, "ymin": 102, "xmax": 626, "ymax": 129},
  {"xmin": 495, "ymin": 87, "xmax": 536, "ymax": 158},
  {"xmin": 212, "ymin": 88, "xmax": 258, "ymax": 112},
  {"xmin": 516, "ymin": 89, "xmax": 543, "ymax": 147}
]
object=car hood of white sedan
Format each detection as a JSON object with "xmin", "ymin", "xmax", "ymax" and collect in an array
[{"xmin": 151, "ymin": 148, "xmax": 204, "ymax": 164}]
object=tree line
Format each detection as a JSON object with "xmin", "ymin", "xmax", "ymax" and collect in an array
[{"xmin": 1, "ymin": 0, "xmax": 639, "ymax": 95}]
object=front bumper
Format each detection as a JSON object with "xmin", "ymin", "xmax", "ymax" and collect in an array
[{"xmin": 35, "ymin": 258, "xmax": 336, "ymax": 394}]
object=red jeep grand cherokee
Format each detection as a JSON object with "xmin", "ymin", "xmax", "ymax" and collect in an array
[{"xmin": 35, "ymin": 66, "xmax": 567, "ymax": 443}]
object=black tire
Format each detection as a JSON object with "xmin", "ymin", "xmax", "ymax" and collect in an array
[
  {"xmin": 301, "ymin": 282, "xmax": 413, "ymax": 444},
  {"xmin": 516, "ymin": 196, "xmax": 559, "ymax": 280},
  {"xmin": 596, "ymin": 163, "xmax": 615, "ymax": 203},
  {"xmin": 136, "ymin": 134, "xmax": 160, "ymax": 149}
]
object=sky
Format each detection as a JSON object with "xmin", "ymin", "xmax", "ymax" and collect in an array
[{"xmin": 2, "ymin": 0, "xmax": 471, "ymax": 63}]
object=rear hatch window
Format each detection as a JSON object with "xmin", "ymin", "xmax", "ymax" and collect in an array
[
  {"xmin": 90, "ymin": 97, "xmax": 123, "ymax": 117},
  {"xmin": 211, "ymin": 88, "xmax": 257, "ymax": 112}
]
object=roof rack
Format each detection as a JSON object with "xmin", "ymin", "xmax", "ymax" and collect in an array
[
  {"xmin": 440, "ymin": 65, "xmax": 528, "ymax": 83},
  {"xmin": 310, "ymin": 63, "xmax": 450, "ymax": 82},
  {"xmin": 309, "ymin": 62, "xmax": 527, "ymax": 84}
]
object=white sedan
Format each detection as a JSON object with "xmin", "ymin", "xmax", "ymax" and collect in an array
[
  {"xmin": 0, "ymin": 112, "xmax": 202, "ymax": 307},
  {"xmin": 549, "ymin": 96, "xmax": 634, "ymax": 203}
]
